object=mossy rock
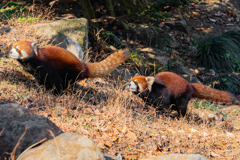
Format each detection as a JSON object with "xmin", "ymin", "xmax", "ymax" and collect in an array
[
  {"xmin": 129, "ymin": 48, "xmax": 170, "ymax": 75},
  {"xmin": 111, "ymin": 0, "xmax": 146, "ymax": 16},
  {"xmin": 128, "ymin": 24, "xmax": 172, "ymax": 51},
  {"xmin": 33, "ymin": 18, "xmax": 88, "ymax": 61}
]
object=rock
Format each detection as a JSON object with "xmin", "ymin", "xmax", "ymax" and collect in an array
[
  {"xmin": 140, "ymin": 154, "xmax": 208, "ymax": 160},
  {"xmin": 135, "ymin": 47, "xmax": 170, "ymax": 70},
  {"xmin": 169, "ymin": 62, "xmax": 200, "ymax": 83},
  {"xmin": 18, "ymin": 132, "xmax": 119, "ymax": 160},
  {"xmin": 0, "ymin": 103, "xmax": 63, "ymax": 159},
  {"xmin": 165, "ymin": 20, "xmax": 189, "ymax": 34},
  {"xmin": 127, "ymin": 24, "xmax": 172, "ymax": 51},
  {"xmin": 219, "ymin": 105, "xmax": 240, "ymax": 113},
  {"xmin": 33, "ymin": 18, "xmax": 88, "ymax": 61},
  {"xmin": 110, "ymin": 65, "xmax": 136, "ymax": 83},
  {"xmin": 200, "ymin": 3, "xmax": 226, "ymax": 15},
  {"xmin": 191, "ymin": 108, "xmax": 222, "ymax": 122},
  {"xmin": 0, "ymin": 27, "xmax": 16, "ymax": 35}
]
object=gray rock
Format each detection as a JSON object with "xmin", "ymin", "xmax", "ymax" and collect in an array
[
  {"xmin": 0, "ymin": 27, "xmax": 16, "ymax": 35},
  {"xmin": 128, "ymin": 24, "xmax": 172, "ymax": 51},
  {"xmin": 110, "ymin": 65, "xmax": 136, "ymax": 83},
  {"xmin": 165, "ymin": 20, "xmax": 189, "ymax": 34},
  {"xmin": 33, "ymin": 18, "xmax": 88, "ymax": 61},
  {"xmin": 170, "ymin": 62, "xmax": 200, "ymax": 83},
  {"xmin": 135, "ymin": 47, "xmax": 170, "ymax": 70},
  {"xmin": 18, "ymin": 132, "xmax": 120, "ymax": 160},
  {"xmin": 140, "ymin": 154, "xmax": 208, "ymax": 160},
  {"xmin": 0, "ymin": 103, "xmax": 63, "ymax": 159}
]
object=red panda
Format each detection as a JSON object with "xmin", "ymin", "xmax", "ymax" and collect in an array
[
  {"xmin": 129, "ymin": 72, "xmax": 239, "ymax": 117},
  {"xmin": 9, "ymin": 40, "xmax": 129, "ymax": 94}
]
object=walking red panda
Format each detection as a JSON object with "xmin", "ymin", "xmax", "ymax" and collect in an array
[
  {"xmin": 9, "ymin": 40, "xmax": 129, "ymax": 94},
  {"xmin": 129, "ymin": 72, "xmax": 239, "ymax": 117}
]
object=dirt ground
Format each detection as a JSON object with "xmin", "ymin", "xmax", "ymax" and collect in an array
[{"xmin": 185, "ymin": 0, "xmax": 240, "ymax": 37}]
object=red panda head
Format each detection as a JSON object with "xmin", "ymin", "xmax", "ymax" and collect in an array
[
  {"xmin": 129, "ymin": 75, "xmax": 155, "ymax": 93},
  {"xmin": 9, "ymin": 40, "xmax": 38, "ymax": 59}
]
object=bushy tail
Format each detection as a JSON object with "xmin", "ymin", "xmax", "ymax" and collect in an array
[
  {"xmin": 86, "ymin": 49, "xmax": 130, "ymax": 78},
  {"xmin": 191, "ymin": 83, "xmax": 237, "ymax": 104}
]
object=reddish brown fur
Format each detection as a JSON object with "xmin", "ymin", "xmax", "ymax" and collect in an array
[
  {"xmin": 130, "ymin": 72, "xmax": 238, "ymax": 116},
  {"xmin": 154, "ymin": 72, "xmax": 193, "ymax": 98},
  {"xmin": 87, "ymin": 49, "xmax": 130, "ymax": 78},
  {"xmin": 11, "ymin": 40, "xmax": 129, "ymax": 94},
  {"xmin": 191, "ymin": 83, "xmax": 236, "ymax": 103},
  {"xmin": 131, "ymin": 75, "xmax": 148, "ymax": 91}
]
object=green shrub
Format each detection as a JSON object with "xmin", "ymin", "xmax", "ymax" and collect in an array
[
  {"xmin": 100, "ymin": 30, "xmax": 123, "ymax": 49},
  {"xmin": 195, "ymin": 35, "xmax": 240, "ymax": 72},
  {"xmin": 222, "ymin": 29, "xmax": 240, "ymax": 49},
  {"xmin": 138, "ymin": 0, "xmax": 190, "ymax": 21},
  {"xmin": 209, "ymin": 74, "xmax": 240, "ymax": 95},
  {"xmin": 0, "ymin": 2, "xmax": 27, "ymax": 20}
]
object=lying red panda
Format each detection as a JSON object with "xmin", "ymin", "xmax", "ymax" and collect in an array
[
  {"xmin": 129, "ymin": 72, "xmax": 239, "ymax": 117},
  {"xmin": 9, "ymin": 40, "xmax": 129, "ymax": 94}
]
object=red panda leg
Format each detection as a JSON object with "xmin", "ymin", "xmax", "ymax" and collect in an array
[
  {"xmin": 34, "ymin": 67, "xmax": 63, "ymax": 94},
  {"xmin": 175, "ymin": 91, "xmax": 193, "ymax": 117}
]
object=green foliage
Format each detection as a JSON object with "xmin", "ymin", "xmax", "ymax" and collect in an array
[
  {"xmin": 222, "ymin": 29, "xmax": 240, "ymax": 49},
  {"xmin": 195, "ymin": 34, "xmax": 240, "ymax": 72},
  {"xmin": 194, "ymin": 100, "xmax": 210, "ymax": 109},
  {"xmin": 209, "ymin": 74, "xmax": 240, "ymax": 95},
  {"xmin": 17, "ymin": 17, "xmax": 41, "ymax": 23},
  {"xmin": 138, "ymin": 0, "xmax": 190, "ymax": 21},
  {"xmin": 148, "ymin": 0, "xmax": 189, "ymax": 12},
  {"xmin": 100, "ymin": 30, "xmax": 124, "ymax": 49},
  {"xmin": 128, "ymin": 51, "xmax": 143, "ymax": 67},
  {"xmin": 194, "ymin": 100, "xmax": 221, "ymax": 113},
  {"xmin": 0, "ymin": 2, "xmax": 27, "ymax": 20}
]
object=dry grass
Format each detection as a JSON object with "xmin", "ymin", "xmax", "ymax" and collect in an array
[{"xmin": 1, "ymin": 7, "xmax": 240, "ymax": 160}]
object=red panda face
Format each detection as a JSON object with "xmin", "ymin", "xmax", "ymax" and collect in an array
[
  {"xmin": 129, "ymin": 75, "xmax": 148, "ymax": 93},
  {"xmin": 9, "ymin": 40, "xmax": 35, "ymax": 59},
  {"xmin": 129, "ymin": 75, "xmax": 155, "ymax": 93}
]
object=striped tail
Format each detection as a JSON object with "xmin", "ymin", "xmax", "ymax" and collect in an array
[
  {"xmin": 191, "ymin": 83, "xmax": 237, "ymax": 104},
  {"xmin": 86, "ymin": 49, "xmax": 130, "ymax": 78}
]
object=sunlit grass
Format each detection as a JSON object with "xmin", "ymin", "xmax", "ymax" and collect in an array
[{"xmin": 1, "ymin": 8, "xmax": 240, "ymax": 160}]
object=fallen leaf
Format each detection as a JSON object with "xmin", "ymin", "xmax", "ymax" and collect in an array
[
  {"xmin": 209, "ymin": 18, "xmax": 217, "ymax": 22},
  {"xmin": 155, "ymin": 145, "xmax": 163, "ymax": 155},
  {"xmin": 104, "ymin": 141, "xmax": 112, "ymax": 148},
  {"xmin": 126, "ymin": 131, "xmax": 138, "ymax": 141},
  {"xmin": 125, "ymin": 154, "xmax": 139, "ymax": 159},
  {"xmin": 159, "ymin": 22, "xmax": 165, "ymax": 28},
  {"xmin": 210, "ymin": 151, "xmax": 220, "ymax": 157},
  {"xmin": 213, "ymin": 143, "xmax": 226, "ymax": 150},
  {"xmin": 200, "ymin": 27, "xmax": 213, "ymax": 33},
  {"xmin": 192, "ymin": 11, "xmax": 199, "ymax": 16}
]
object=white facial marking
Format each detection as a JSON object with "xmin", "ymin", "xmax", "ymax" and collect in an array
[
  {"xmin": 138, "ymin": 83, "xmax": 143, "ymax": 92},
  {"xmin": 20, "ymin": 50, "xmax": 28, "ymax": 59},
  {"xmin": 9, "ymin": 48, "xmax": 20, "ymax": 59},
  {"xmin": 129, "ymin": 81, "xmax": 137, "ymax": 92}
]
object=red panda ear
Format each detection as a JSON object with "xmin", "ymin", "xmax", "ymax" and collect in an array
[
  {"xmin": 146, "ymin": 76, "xmax": 155, "ymax": 92},
  {"xmin": 31, "ymin": 42, "xmax": 38, "ymax": 56}
]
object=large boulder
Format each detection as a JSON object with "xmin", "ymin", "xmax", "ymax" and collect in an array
[
  {"xmin": 0, "ymin": 103, "xmax": 63, "ymax": 159},
  {"xmin": 128, "ymin": 24, "xmax": 172, "ymax": 51},
  {"xmin": 18, "ymin": 132, "xmax": 119, "ymax": 160},
  {"xmin": 33, "ymin": 18, "xmax": 88, "ymax": 61},
  {"xmin": 135, "ymin": 47, "xmax": 170, "ymax": 70},
  {"xmin": 169, "ymin": 62, "xmax": 200, "ymax": 83}
]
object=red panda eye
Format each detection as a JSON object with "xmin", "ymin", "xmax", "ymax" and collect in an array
[{"xmin": 16, "ymin": 47, "xmax": 20, "ymax": 51}]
